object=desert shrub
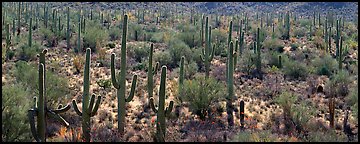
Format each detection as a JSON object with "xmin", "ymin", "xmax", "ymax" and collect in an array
[
  {"xmin": 230, "ymin": 130, "xmax": 278, "ymax": 142},
  {"xmin": 150, "ymin": 32, "xmax": 164, "ymax": 43},
  {"xmin": 153, "ymin": 50, "xmax": 172, "ymax": 68},
  {"xmin": 291, "ymin": 100, "xmax": 316, "ymax": 134},
  {"xmin": 73, "ymin": 55, "xmax": 85, "ymax": 74},
  {"xmin": 299, "ymin": 19, "xmax": 311, "ymax": 28},
  {"xmin": 96, "ymin": 79, "xmax": 112, "ymax": 90},
  {"xmin": 83, "ymin": 25, "xmax": 109, "ymax": 52},
  {"xmin": 238, "ymin": 49, "xmax": 257, "ymax": 75},
  {"xmin": 290, "ymin": 43, "xmax": 299, "ymax": 51},
  {"xmin": 177, "ymin": 31, "xmax": 201, "ymax": 48},
  {"xmin": 168, "ymin": 38, "xmax": 192, "ymax": 68},
  {"xmin": 183, "ymin": 60, "xmax": 198, "ymax": 79},
  {"xmin": 14, "ymin": 61, "xmax": 70, "ymax": 108},
  {"xmin": 2, "ymin": 83, "xmax": 32, "ymax": 142},
  {"xmin": 39, "ymin": 28, "xmax": 58, "ymax": 47},
  {"xmin": 211, "ymin": 64, "xmax": 227, "ymax": 82},
  {"xmin": 313, "ymin": 36, "xmax": 325, "ymax": 49},
  {"xmin": 274, "ymin": 91, "xmax": 298, "ymax": 135},
  {"xmin": 211, "ymin": 28, "xmax": 228, "ymax": 45},
  {"xmin": 182, "ymin": 75, "xmax": 225, "ymax": 120},
  {"xmin": 128, "ymin": 23, "xmax": 144, "ymax": 41},
  {"xmin": 311, "ymin": 54, "xmax": 338, "ymax": 77},
  {"xmin": 190, "ymin": 48, "xmax": 205, "ymax": 71},
  {"xmin": 16, "ymin": 42, "xmax": 43, "ymax": 61},
  {"xmin": 107, "ymin": 42, "xmax": 115, "ymax": 48},
  {"xmin": 266, "ymin": 51, "xmax": 288, "ymax": 68},
  {"xmin": 326, "ymin": 70, "xmax": 351, "ymax": 97},
  {"xmin": 293, "ymin": 27, "xmax": 307, "ymax": 38},
  {"xmin": 97, "ymin": 48, "xmax": 109, "ymax": 67},
  {"xmin": 262, "ymin": 38, "xmax": 284, "ymax": 52},
  {"xmin": 306, "ymin": 129, "xmax": 347, "ymax": 142},
  {"xmin": 282, "ymin": 58, "xmax": 308, "ymax": 80},
  {"xmin": 108, "ymin": 27, "xmax": 122, "ymax": 41},
  {"xmin": 127, "ymin": 43, "xmax": 149, "ymax": 63}
]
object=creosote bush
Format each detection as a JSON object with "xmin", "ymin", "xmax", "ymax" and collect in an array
[
  {"xmin": 2, "ymin": 83, "xmax": 32, "ymax": 142},
  {"xmin": 182, "ymin": 75, "xmax": 225, "ymax": 120},
  {"xmin": 311, "ymin": 54, "xmax": 338, "ymax": 77},
  {"xmin": 282, "ymin": 57, "xmax": 308, "ymax": 80}
]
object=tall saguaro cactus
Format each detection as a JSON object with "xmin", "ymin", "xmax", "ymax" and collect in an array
[
  {"xmin": 110, "ymin": 15, "xmax": 138, "ymax": 134},
  {"xmin": 227, "ymin": 41, "xmax": 236, "ymax": 128},
  {"xmin": 200, "ymin": 16, "xmax": 215, "ymax": 79},
  {"xmin": 178, "ymin": 56, "xmax": 185, "ymax": 102},
  {"xmin": 66, "ymin": 7, "xmax": 70, "ymax": 51},
  {"xmin": 149, "ymin": 66, "xmax": 174, "ymax": 142},
  {"xmin": 28, "ymin": 17, "xmax": 32, "ymax": 47},
  {"xmin": 148, "ymin": 43, "xmax": 159, "ymax": 100},
  {"xmin": 28, "ymin": 50, "xmax": 71, "ymax": 142},
  {"xmin": 72, "ymin": 48, "xmax": 102, "ymax": 142}
]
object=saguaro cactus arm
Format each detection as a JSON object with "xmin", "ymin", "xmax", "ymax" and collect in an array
[
  {"xmin": 52, "ymin": 104, "xmax": 71, "ymax": 114},
  {"xmin": 46, "ymin": 110, "xmax": 69, "ymax": 127},
  {"xmin": 150, "ymin": 97, "xmax": 158, "ymax": 113},
  {"xmin": 91, "ymin": 95, "xmax": 102, "ymax": 116},
  {"xmin": 165, "ymin": 101, "xmax": 174, "ymax": 117},
  {"xmin": 125, "ymin": 75, "xmax": 138, "ymax": 102},
  {"xmin": 28, "ymin": 109, "xmax": 39, "ymax": 142},
  {"xmin": 72, "ymin": 100, "xmax": 82, "ymax": 116},
  {"xmin": 110, "ymin": 53, "xmax": 120, "ymax": 89}
]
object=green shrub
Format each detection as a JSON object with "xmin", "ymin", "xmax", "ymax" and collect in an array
[
  {"xmin": 39, "ymin": 28, "xmax": 58, "ymax": 47},
  {"xmin": 2, "ymin": 83, "xmax": 32, "ymax": 142},
  {"xmin": 238, "ymin": 49, "xmax": 257, "ymax": 75},
  {"xmin": 177, "ymin": 31, "xmax": 200, "ymax": 48},
  {"xmin": 108, "ymin": 27, "xmax": 122, "ymax": 41},
  {"xmin": 326, "ymin": 70, "xmax": 351, "ymax": 97},
  {"xmin": 293, "ymin": 27, "xmax": 307, "ymax": 38},
  {"xmin": 291, "ymin": 100, "xmax": 315, "ymax": 134},
  {"xmin": 182, "ymin": 75, "xmax": 225, "ymax": 120},
  {"xmin": 282, "ymin": 58, "xmax": 308, "ymax": 80},
  {"xmin": 311, "ymin": 54, "xmax": 338, "ymax": 77},
  {"xmin": 306, "ymin": 129, "xmax": 347, "ymax": 142},
  {"xmin": 153, "ymin": 50, "xmax": 172, "ymax": 68},
  {"xmin": 230, "ymin": 130, "xmax": 278, "ymax": 142},
  {"xmin": 127, "ymin": 43, "xmax": 149, "ymax": 62},
  {"xmin": 14, "ymin": 61, "xmax": 70, "ymax": 108},
  {"xmin": 266, "ymin": 51, "xmax": 287, "ymax": 68},
  {"xmin": 150, "ymin": 32, "xmax": 164, "ymax": 43},
  {"xmin": 83, "ymin": 25, "xmax": 109, "ymax": 52},
  {"xmin": 275, "ymin": 91, "xmax": 298, "ymax": 134},
  {"xmin": 168, "ymin": 38, "xmax": 192, "ymax": 68},
  {"xmin": 16, "ymin": 42, "xmax": 43, "ymax": 61},
  {"xmin": 262, "ymin": 38, "xmax": 284, "ymax": 52},
  {"xmin": 290, "ymin": 43, "xmax": 299, "ymax": 51}
]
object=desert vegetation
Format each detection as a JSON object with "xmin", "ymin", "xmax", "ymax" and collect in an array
[{"xmin": 2, "ymin": 2, "xmax": 358, "ymax": 142}]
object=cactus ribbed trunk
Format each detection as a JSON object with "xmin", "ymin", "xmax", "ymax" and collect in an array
[
  {"xmin": 111, "ymin": 15, "xmax": 138, "ymax": 134},
  {"xmin": 66, "ymin": 7, "xmax": 70, "ymax": 51},
  {"xmin": 150, "ymin": 66, "xmax": 174, "ymax": 142},
  {"xmin": 28, "ymin": 17, "xmax": 32, "ymax": 47},
  {"xmin": 200, "ymin": 16, "xmax": 214, "ymax": 79},
  {"xmin": 227, "ymin": 41, "xmax": 235, "ymax": 128},
  {"xmin": 37, "ymin": 63, "xmax": 46, "ymax": 142}
]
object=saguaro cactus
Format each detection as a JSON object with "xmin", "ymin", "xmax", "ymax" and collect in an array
[
  {"xmin": 338, "ymin": 37, "xmax": 343, "ymax": 70},
  {"xmin": 6, "ymin": 24, "xmax": 10, "ymax": 49},
  {"xmin": 178, "ymin": 56, "xmax": 185, "ymax": 102},
  {"xmin": 28, "ymin": 50, "xmax": 71, "ymax": 142},
  {"xmin": 227, "ymin": 41, "xmax": 236, "ymax": 128},
  {"xmin": 150, "ymin": 66, "xmax": 174, "ymax": 142},
  {"xmin": 28, "ymin": 17, "xmax": 32, "ymax": 47},
  {"xmin": 148, "ymin": 43, "xmax": 159, "ymax": 100},
  {"xmin": 111, "ymin": 15, "xmax": 138, "ymax": 134},
  {"xmin": 200, "ymin": 16, "xmax": 215, "ymax": 79},
  {"xmin": 240, "ymin": 100, "xmax": 245, "ymax": 128},
  {"xmin": 66, "ymin": 7, "xmax": 70, "ymax": 51},
  {"xmin": 72, "ymin": 48, "xmax": 102, "ymax": 142}
]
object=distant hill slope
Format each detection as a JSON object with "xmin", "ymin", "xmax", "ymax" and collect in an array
[{"xmin": 49, "ymin": 2, "xmax": 358, "ymax": 21}]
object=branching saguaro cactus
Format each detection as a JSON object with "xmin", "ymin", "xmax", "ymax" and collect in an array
[
  {"xmin": 200, "ymin": 16, "xmax": 215, "ymax": 79},
  {"xmin": 111, "ymin": 14, "xmax": 138, "ymax": 134},
  {"xmin": 226, "ymin": 41, "xmax": 236, "ymax": 128},
  {"xmin": 148, "ymin": 43, "xmax": 159, "ymax": 100},
  {"xmin": 150, "ymin": 66, "xmax": 174, "ymax": 142},
  {"xmin": 72, "ymin": 48, "xmax": 102, "ymax": 142},
  {"xmin": 28, "ymin": 49, "xmax": 71, "ymax": 142}
]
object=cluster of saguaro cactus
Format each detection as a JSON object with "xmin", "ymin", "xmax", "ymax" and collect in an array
[
  {"xmin": 226, "ymin": 41, "xmax": 237, "ymax": 128},
  {"xmin": 72, "ymin": 48, "xmax": 102, "ymax": 142},
  {"xmin": 28, "ymin": 50, "xmax": 71, "ymax": 142},
  {"xmin": 110, "ymin": 15, "xmax": 138, "ymax": 134},
  {"xmin": 149, "ymin": 66, "xmax": 174, "ymax": 142},
  {"xmin": 200, "ymin": 16, "xmax": 215, "ymax": 79}
]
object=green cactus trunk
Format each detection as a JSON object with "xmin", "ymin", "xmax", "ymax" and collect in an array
[
  {"xmin": 338, "ymin": 37, "xmax": 343, "ymax": 70},
  {"xmin": 29, "ymin": 50, "xmax": 71, "ymax": 142},
  {"xmin": 111, "ymin": 15, "xmax": 138, "ymax": 134},
  {"xmin": 17, "ymin": 2, "xmax": 21, "ymax": 36},
  {"xmin": 148, "ymin": 43, "xmax": 159, "ymax": 100},
  {"xmin": 150, "ymin": 66, "xmax": 174, "ymax": 142},
  {"xmin": 335, "ymin": 20, "xmax": 340, "ymax": 58},
  {"xmin": 12, "ymin": 19, "xmax": 16, "ymax": 36},
  {"xmin": 28, "ymin": 17, "xmax": 32, "ymax": 47},
  {"xmin": 6, "ymin": 24, "xmax": 10, "ymax": 49},
  {"xmin": 72, "ymin": 48, "xmax": 102, "ymax": 142},
  {"xmin": 227, "ymin": 41, "xmax": 235, "ymax": 128},
  {"xmin": 256, "ymin": 28, "xmax": 261, "ymax": 72},
  {"xmin": 66, "ymin": 7, "xmax": 70, "ymax": 51},
  {"xmin": 178, "ymin": 56, "xmax": 185, "ymax": 102},
  {"xmin": 325, "ymin": 19, "xmax": 328, "ymax": 53}
]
